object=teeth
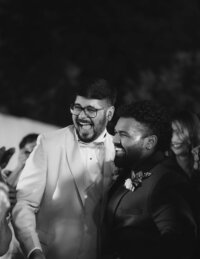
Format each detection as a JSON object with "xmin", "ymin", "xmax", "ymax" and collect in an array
[
  {"xmin": 81, "ymin": 125, "xmax": 92, "ymax": 130},
  {"xmin": 172, "ymin": 143, "xmax": 181, "ymax": 148},
  {"xmin": 115, "ymin": 147, "xmax": 125, "ymax": 154},
  {"xmin": 79, "ymin": 122, "xmax": 90, "ymax": 125}
]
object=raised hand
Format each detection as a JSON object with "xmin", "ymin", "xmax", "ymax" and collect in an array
[
  {"xmin": 29, "ymin": 249, "xmax": 46, "ymax": 259},
  {"xmin": 192, "ymin": 145, "xmax": 200, "ymax": 170},
  {"xmin": 0, "ymin": 182, "xmax": 10, "ymax": 221}
]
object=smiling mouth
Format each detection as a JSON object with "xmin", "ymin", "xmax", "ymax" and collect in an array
[
  {"xmin": 171, "ymin": 143, "xmax": 182, "ymax": 149},
  {"xmin": 115, "ymin": 146, "xmax": 126, "ymax": 154},
  {"xmin": 78, "ymin": 122, "xmax": 92, "ymax": 130}
]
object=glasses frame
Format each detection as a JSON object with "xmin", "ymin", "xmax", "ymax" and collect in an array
[{"xmin": 70, "ymin": 104, "xmax": 105, "ymax": 118}]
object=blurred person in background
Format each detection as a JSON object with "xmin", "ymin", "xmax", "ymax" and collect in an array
[
  {"xmin": 0, "ymin": 134, "xmax": 38, "ymax": 259},
  {"xmin": 101, "ymin": 101, "xmax": 197, "ymax": 259},
  {"xmin": 0, "ymin": 147, "xmax": 15, "ymax": 256},
  {"xmin": 171, "ymin": 110, "xmax": 200, "ymax": 178},
  {"xmin": 12, "ymin": 78, "xmax": 117, "ymax": 259},
  {"xmin": 170, "ymin": 110, "xmax": 200, "ymax": 258},
  {"xmin": 0, "ymin": 181, "xmax": 11, "ymax": 256},
  {"xmin": 3, "ymin": 133, "xmax": 38, "ymax": 187}
]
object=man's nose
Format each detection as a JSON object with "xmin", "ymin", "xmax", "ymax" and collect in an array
[{"xmin": 78, "ymin": 109, "xmax": 88, "ymax": 119}]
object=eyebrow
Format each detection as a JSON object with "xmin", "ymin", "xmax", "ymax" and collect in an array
[
  {"xmin": 74, "ymin": 103, "xmax": 100, "ymax": 109},
  {"xmin": 114, "ymin": 129, "xmax": 129, "ymax": 135}
]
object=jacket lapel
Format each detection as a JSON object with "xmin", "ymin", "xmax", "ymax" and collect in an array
[
  {"xmin": 65, "ymin": 127, "xmax": 86, "ymax": 207},
  {"xmin": 102, "ymin": 134, "xmax": 116, "ymax": 190}
]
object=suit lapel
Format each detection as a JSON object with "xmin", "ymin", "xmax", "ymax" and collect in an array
[
  {"xmin": 102, "ymin": 134, "xmax": 116, "ymax": 190},
  {"xmin": 65, "ymin": 127, "xmax": 86, "ymax": 207}
]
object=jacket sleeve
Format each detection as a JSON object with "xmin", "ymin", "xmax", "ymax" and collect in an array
[
  {"xmin": 150, "ymin": 174, "xmax": 197, "ymax": 259},
  {"xmin": 12, "ymin": 134, "xmax": 47, "ymax": 256}
]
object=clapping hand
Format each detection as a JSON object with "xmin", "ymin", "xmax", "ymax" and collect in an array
[
  {"xmin": 7, "ymin": 184, "xmax": 17, "ymax": 210},
  {"xmin": 29, "ymin": 249, "xmax": 46, "ymax": 259},
  {"xmin": 192, "ymin": 145, "xmax": 200, "ymax": 170},
  {"xmin": 0, "ymin": 182, "xmax": 10, "ymax": 221}
]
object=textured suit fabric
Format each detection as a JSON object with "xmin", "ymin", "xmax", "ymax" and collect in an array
[
  {"xmin": 12, "ymin": 125, "xmax": 115, "ymax": 259},
  {"xmin": 101, "ymin": 155, "xmax": 197, "ymax": 259}
]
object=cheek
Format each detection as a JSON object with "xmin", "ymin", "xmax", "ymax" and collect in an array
[
  {"xmin": 172, "ymin": 132, "xmax": 180, "ymax": 141},
  {"xmin": 93, "ymin": 116, "xmax": 106, "ymax": 129},
  {"xmin": 72, "ymin": 115, "xmax": 76, "ymax": 124},
  {"xmin": 120, "ymin": 139, "xmax": 133, "ymax": 153}
]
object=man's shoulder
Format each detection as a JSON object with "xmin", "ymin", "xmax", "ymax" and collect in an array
[
  {"xmin": 152, "ymin": 156, "xmax": 182, "ymax": 176},
  {"xmin": 105, "ymin": 132, "xmax": 113, "ymax": 140},
  {"xmin": 41, "ymin": 125, "xmax": 74, "ymax": 142},
  {"xmin": 150, "ymin": 157, "xmax": 189, "ymax": 190}
]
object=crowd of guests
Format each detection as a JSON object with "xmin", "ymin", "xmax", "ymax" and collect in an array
[
  {"xmin": 0, "ymin": 77, "xmax": 200, "ymax": 259},
  {"xmin": 0, "ymin": 134, "xmax": 38, "ymax": 259}
]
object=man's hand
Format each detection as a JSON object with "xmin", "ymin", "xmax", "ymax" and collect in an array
[
  {"xmin": 0, "ymin": 182, "xmax": 10, "ymax": 221},
  {"xmin": 7, "ymin": 184, "xmax": 17, "ymax": 210},
  {"xmin": 192, "ymin": 145, "xmax": 200, "ymax": 170},
  {"xmin": 29, "ymin": 249, "xmax": 46, "ymax": 259}
]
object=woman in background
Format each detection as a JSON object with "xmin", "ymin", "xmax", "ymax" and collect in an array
[
  {"xmin": 171, "ymin": 110, "xmax": 200, "ymax": 259},
  {"xmin": 171, "ymin": 110, "xmax": 200, "ymax": 178}
]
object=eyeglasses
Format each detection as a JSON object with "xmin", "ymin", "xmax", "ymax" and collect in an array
[{"xmin": 70, "ymin": 104, "xmax": 104, "ymax": 118}]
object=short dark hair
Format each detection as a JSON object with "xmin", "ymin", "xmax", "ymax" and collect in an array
[
  {"xmin": 74, "ymin": 77, "xmax": 117, "ymax": 106},
  {"xmin": 19, "ymin": 133, "xmax": 39, "ymax": 149},
  {"xmin": 117, "ymin": 100, "xmax": 172, "ymax": 152}
]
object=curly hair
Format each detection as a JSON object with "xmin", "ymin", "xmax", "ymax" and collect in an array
[{"xmin": 117, "ymin": 100, "xmax": 172, "ymax": 152}]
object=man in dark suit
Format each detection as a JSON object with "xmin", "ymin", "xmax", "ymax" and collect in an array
[{"xmin": 101, "ymin": 100, "xmax": 197, "ymax": 259}]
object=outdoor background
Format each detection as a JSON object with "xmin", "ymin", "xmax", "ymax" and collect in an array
[{"xmin": 1, "ymin": 0, "xmax": 200, "ymax": 127}]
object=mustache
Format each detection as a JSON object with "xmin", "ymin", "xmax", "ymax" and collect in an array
[{"xmin": 114, "ymin": 143, "xmax": 124, "ymax": 149}]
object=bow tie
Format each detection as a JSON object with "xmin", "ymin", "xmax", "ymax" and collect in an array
[{"xmin": 78, "ymin": 141, "xmax": 104, "ymax": 149}]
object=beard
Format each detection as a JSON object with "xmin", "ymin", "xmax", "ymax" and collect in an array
[
  {"xmin": 114, "ymin": 144, "xmax": 143, "ymax": 170},
  {"xmin": 114, "ymin": 145, "xmax": 127, "ymax": 168},
  {"xmin": 74, "ymin": 115, "xmax": 108, "ymax": 143}
]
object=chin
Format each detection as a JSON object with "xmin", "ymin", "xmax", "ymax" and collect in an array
[
  {"xmin": 114, "ymin": 156, "xmax": 126, "ymax": 169},
  {"xmin": 171, "ymin": 148, "xmax": 187, "ymax": 156},
  {"xmin": 79, "ymin": 133, "xmax": 95, "ymax": 143}
]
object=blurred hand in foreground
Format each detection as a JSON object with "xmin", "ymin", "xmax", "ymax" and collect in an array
[{"xmin": 192, "ymin": 145, "xmax": 200, "ymax": 170}]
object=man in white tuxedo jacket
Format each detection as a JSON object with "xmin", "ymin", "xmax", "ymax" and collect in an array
[{"xmin": 12, "ymin": 78, "xmax": 117, "ymax": 259}]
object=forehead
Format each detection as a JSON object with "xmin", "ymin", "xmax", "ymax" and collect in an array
[
  {"xmin": 75, "ymin": 95, "xmax": 109, "ymax": 108},
  {"xmin": 172, "ymin": 121, "xmax": 189, "ymax": 135},
  {"xmin": 115, "ymin": 117, "xmax": 147, "ymax": 135},
  {"xmin": 172, "ymin": 121, "xmax": 184, "ymax": 131}
]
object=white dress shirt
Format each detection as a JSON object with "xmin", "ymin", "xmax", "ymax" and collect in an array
[{"xmin": 76, "ymin": 129, "xmax": 107, "ymax": 188}]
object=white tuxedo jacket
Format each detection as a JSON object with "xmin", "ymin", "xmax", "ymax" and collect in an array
[{"xmin": 12, "ymin": 125, "xmax": 115, "ymax": 259}]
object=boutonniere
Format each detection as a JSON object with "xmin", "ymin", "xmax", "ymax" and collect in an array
[{"xmin": 124, "ymin": 170, "xmax": 152, "ymax": 192}]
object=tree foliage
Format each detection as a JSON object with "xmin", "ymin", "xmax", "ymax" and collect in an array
[{"xmin": 0, "ymin": 0, "xmax": 200, "ymax": 125}]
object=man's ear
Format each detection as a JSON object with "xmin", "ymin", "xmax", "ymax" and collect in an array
[
  {"xmin": 107, "ymin": 106, "xmax": 115, "ymax": 121},
  {"xmin": 145, "ymin": 135, "xmax": 157, "ymax": 150}
]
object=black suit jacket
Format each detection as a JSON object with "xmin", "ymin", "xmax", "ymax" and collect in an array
[{"xmin": 101, "ymin": 155, "xmax": 197, "ymax": 259}]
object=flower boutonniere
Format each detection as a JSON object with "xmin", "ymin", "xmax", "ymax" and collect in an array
[{"xmin": 124, "ymin": 170, "xmax": 152, "ymax": 192}]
